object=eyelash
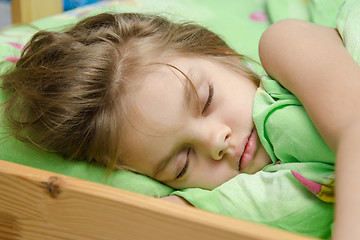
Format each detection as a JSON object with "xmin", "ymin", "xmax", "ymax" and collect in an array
[
  {"xmin": 176, "ymin": 148, "xmax": 191, "ymax": 179},
  {"xmin": 202, "ymin": 84, "xmax": 214, "ymax": 114}
]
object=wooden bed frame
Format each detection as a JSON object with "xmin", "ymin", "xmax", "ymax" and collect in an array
[
  {"xmin": 0, "ymin": 159, "xmax": 317, "ymax": 240},
  {"xmin": 11, "ymin": 0, "xmax": 63, "ymax": 24},
  {"xmin": 4, "ymin": 1, "xmax": 321, "ymax": 239}
]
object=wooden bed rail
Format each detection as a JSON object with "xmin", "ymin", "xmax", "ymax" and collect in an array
[
  {"xmin": 11, "ymin": 0, "xmax": 63, "ymax": 24},
  {"xmin": 0, "ymin": 159, "xmax": 319, "ymax": 240}
]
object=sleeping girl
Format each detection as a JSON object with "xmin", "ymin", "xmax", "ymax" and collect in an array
[{"xmin": 1, "ymin": 0, "xmax": 360, "ymax": 239}]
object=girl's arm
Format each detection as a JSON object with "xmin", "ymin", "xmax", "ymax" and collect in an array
[{"xmin": 259, "ymin": 19, "xmax": 360, "ymax": 240}]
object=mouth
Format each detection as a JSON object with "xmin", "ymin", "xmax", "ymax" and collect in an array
[{"xmin": 238, "ymin": 130, "xmax": 257, "ymax": 172}]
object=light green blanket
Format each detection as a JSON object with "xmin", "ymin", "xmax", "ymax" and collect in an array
[
  {"xmin": 337, "ymin": 0, "xmax": 360, "ymax": 66},
  {"xmin": 173, "ymin": 75, "xmax": 335, "ymax": 239},
  {"xmin": 174, "ymin": 0, "xmax": 360, "ymax": 239}
]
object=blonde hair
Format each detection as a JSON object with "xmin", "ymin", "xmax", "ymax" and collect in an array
[{"xmin": 1, "ymin": 12, "xmax": 259, "ymax": 171}]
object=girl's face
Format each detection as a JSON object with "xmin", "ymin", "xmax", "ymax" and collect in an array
[{"xmin": 123, "ymin": 56, "xmax": 271, "ymax": 190}]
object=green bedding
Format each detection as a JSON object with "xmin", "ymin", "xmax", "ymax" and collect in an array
[
  {"xmin": 0, "ymin": 0, "xmax": 270, "ymax": 197},
  {"xmin": 0, "ymin": 0, "xmax": 351, "ymax": 238},
  {"xmin": 173, "ymin": 74, "xmax": 335, "ymax": 239}
]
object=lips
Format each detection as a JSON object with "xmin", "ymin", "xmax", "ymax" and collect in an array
[{"xmin": 238, "ymin": 130, "xmax": 257, "ymax": 171}]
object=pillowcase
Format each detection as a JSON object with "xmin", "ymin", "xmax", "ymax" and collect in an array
[{"xmin": 0, "ymin": 0, "xmax": 269, "ymax": 196}]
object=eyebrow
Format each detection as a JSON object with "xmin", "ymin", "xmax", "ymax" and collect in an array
[{"xmin": 152, "ymin": 64, "xmax": 194, "ymax": 178}]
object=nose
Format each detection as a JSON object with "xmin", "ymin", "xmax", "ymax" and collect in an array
[{"xmin": 194, "ymin": 121, "xmax": 231, "ymax": 160}]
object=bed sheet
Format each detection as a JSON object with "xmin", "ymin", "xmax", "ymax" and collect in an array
[{"xmin": 0, "ymin": 0, "xmax": 269, "ymax": 197}]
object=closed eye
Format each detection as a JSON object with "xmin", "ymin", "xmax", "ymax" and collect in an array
[
  {"xmin": 176, "ymin": 148, "xmax": 190, "ymax": 179},
  {"xmin": 202, "ymin": 84, "xmax": 214, "ymax": 114}
]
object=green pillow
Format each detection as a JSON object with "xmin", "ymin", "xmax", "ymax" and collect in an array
[
  {"xmin": 0, "ymin": 0, "xmax": 269, "ymax": 196},
  {"xmin": 306, "ymin": 0, "xmax": 345, "ymax": 27},
  {"xmin": 266, "ymin": 0, "xmax": 344, "ymax": 27},
  {"xmin": 266, "ymin": 0, "xmax": 310, "ymax": 23}
]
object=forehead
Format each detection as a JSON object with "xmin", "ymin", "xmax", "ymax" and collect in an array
[{"xmin": 135, "ymin": 63, "xmax": 189, "ymax": 129}]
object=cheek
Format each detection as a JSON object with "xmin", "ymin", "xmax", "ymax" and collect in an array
[{"xmin": 222, "ymin": 102, "xmax": 253, "ymax": 129}]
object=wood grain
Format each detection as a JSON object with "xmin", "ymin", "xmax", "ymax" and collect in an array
[
  {"xmin": 11, "ymin": 0, "xmax": 62, "ymax": 24},
  {"xmin": 0, "ymin": 159, "xmax": 318, "ymax": 240}
]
